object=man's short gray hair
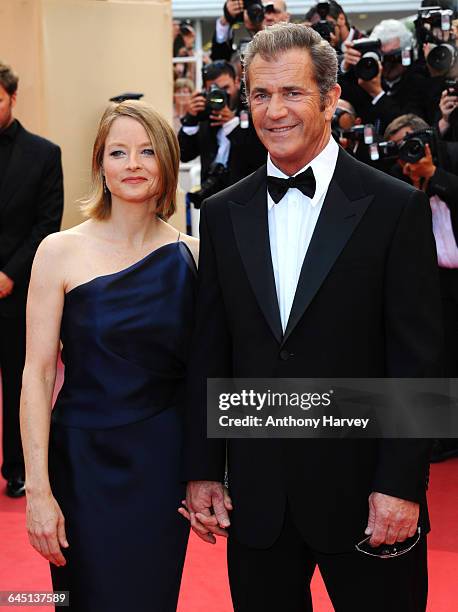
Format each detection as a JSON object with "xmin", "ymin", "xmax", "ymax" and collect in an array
[
  {"xmin": 242, "ymin": 23, "xmax": 338, "ymax": 108},
  {"xmin": 370, "ymin": 19, "xmax": 413, "ymax": 51},
  {"xmin": 384, "ymin": 114, "xmax": 430, "ymax": 139}
]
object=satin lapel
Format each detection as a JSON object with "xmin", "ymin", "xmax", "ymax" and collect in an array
[
  {"xmin": 229, "ymin": 169, "xmax": 283, "ymax": 344},
  {"xmin": 282, "ymin": 155, "xmax": 374, "ymax": 346},
  {"xmin": 0, "ymin": 126, "xmax": 26, "ymax": 212}
]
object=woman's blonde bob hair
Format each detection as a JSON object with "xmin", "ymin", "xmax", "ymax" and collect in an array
[{"xmin": 80, "ymin": 100, "xmax": 180, "ymax": 220}]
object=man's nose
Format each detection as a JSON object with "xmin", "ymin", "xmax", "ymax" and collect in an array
[{"xmin": 266, "ymin": 93, "xmax": 288, "ymax": 120}]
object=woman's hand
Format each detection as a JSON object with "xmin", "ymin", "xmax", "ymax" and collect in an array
[{"xmin": 26, "ymin": 490, "xmax": 69, "ymax": 566}]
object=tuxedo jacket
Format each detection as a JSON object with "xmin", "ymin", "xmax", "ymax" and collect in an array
[
  {"xmin": 183, "ymin": 147, "xmax": 443, "ymax": 553},
  {"xmin": 0, "ymin": 122, "xmax": 64, "ymax": 316}
]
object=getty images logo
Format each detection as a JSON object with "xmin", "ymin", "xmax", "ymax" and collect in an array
[{"xmin": 218, "ymin": 389, "xmax": 334, "ymax": 411}]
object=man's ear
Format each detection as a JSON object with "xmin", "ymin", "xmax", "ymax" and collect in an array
[
  {"xmin": 324, "ymin": 84, "xmax": 341, "ymax": 121},
  {"xmin": 11, "ymin": 92, "xmax": 17, "ymax": 109}
]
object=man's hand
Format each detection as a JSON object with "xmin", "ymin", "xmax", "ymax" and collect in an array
[
  {"xmin": 210, "ymin": 105, "xmax": 236, "ymax": 127},
  {"xmin": 188, "ymin": 92, "xmax": 207, "ymax": 117},
  {"xmin": 357, "ymin": 62, "xmax": 383, "ymax": 99},
  {"xmin": 0, "ymin": 271, "xmax": 14, "ymax": 299},
  {"xmin": 226, "ymin": 0, "xmax": 244, "ymax": 18},
  {"xmin": 402, "ymin": 144, "xmax": 436, "ymax": 190},
  {"xmin": 341, "ymin": 42, "xmax": 361, "ymax": 72},
  {"xmin": 178, "ymin": 480, "xmax": 232, "ymax": 544},
  {"xmin": 365, "ymin": 491, "xmax": 420, "ymax": 546},
  {"xmin": 439, "ymin": 88, "xmax": 458, "ymax": 135}
]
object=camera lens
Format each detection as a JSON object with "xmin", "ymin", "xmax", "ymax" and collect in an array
[
  {"xmin": 400, "ymin": 138, "xmax": 425, "ymax": 163},
  {"xmin": 427, "ymin": 44, "xmax": 455, "ymax": 72},
  {"xmin": 207, "ymin": 86, "xmax": 228, "ymax": 111},
  {"xmin": 355, "ymin": 56, "xmax": 380, "ymax": 81}
]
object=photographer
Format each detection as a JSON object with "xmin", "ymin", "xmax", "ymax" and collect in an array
[
  {"xmin": 414, "ymin": 5, "xmax": 458, "ymax": 126},
  {"xmin": 305, "ymin": 1, "xmax": 364, "ymax": 52},
  {"xmin": 438, "ymin": 85, "xmax": 458, "ymax": 139},
  {"xmin": 178, "ymin": 60, "xmax": 266, "ymax": 206},
  {"xmin": 340, "ymin": 19, "xmax": 429, "ymax": 134},
  {"xmin": 211, "ymin": 1, "xmax": 289, "ymax": 61},
  {"xmin": 384, "ymin": 114, "xmax": 458, "ymax": 462}
]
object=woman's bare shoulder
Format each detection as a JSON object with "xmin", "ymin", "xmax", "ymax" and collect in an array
[
  {"xmin": 33, "ymin": 222, "xmax": 94, "ymax": 282},
  {"xmin": 180, "ymin": 233, "xmax": 199, "ymax": 265},
  {"xmin": 38, "ymin": 221, "xmax": 92, "ymax": 257}
]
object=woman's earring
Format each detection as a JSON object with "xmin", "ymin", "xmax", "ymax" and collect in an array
[{"xmin": 103, "ymin": 176, "xmax": 108, "ymax": 194}]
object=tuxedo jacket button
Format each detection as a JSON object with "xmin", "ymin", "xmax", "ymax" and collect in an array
[{"xmin": 279, "ymin": 349, "xmax": 291, "ymax": 361}]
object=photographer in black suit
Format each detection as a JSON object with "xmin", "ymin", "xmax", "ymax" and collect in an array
[
  {"xmin": 340, "ymin": 19, "xmax": 429, "ymax": 135},
  {"xmin": 0, "ymin": 61, "xmax": 63, "ymax": 497},
  {"xmin": 181, "ymin": 24, "xmax": 442, "ymax": 612},
  {"xmin": 178, "ymin": 60, "xmax": 266, "ymax": 207},
  {"xmin": 384, "ymin": 113, "xmax": 458, "ymax": 462},
  {"xmin": 211, "ymin": 1, "xmax": 290, "ymax": 62}
]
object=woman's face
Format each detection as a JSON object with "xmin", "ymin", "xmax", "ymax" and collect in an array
[{"xmin": 102, "ymin": 116, "xmax": 161, "ymax": 206}]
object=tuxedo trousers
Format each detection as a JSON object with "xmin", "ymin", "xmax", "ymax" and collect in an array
[
  {"xmin": 227, "ymin": 504, "xmax": 427, "ymax": 612},
  {"xmin": 0, "ymin": 312, "xmax": 26, "ymax": 480}
]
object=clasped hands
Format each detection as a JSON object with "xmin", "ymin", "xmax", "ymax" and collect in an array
[
  {"xmin": 178, "ymin": 483, "xmax": 419, "ymax": 548},
  {"xmin": 178, "ymin": 481, "xmax": 232, "ymax": 544}
]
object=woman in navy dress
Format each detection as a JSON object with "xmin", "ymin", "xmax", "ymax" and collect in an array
[{"xmin": 20, "ymin": 100, "xmax": 198, "ymax": 611}]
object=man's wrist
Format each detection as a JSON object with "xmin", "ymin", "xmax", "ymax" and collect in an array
[{"xmin": 371, "ymin": 90, "xmax": 385, "ymax": 105}]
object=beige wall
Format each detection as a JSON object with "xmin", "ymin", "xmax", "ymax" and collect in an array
[{"xmin": 0, "ymin": 0, "xmax": 185, "ymax": 231}]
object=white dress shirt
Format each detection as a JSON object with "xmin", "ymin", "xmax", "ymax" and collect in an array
[
  {"xmin": 267, "ymin": 136, "xmax": 339, "ymax": 332},
  {"xmin": 182, "ymin": 117, "xmax": 240, "ymax": 167}
]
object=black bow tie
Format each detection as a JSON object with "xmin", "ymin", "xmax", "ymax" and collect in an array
[{"xmin": 267, "ymin": 167, "xmax": 316, "ymax": 204}]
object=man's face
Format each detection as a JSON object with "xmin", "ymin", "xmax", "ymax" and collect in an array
[
  {"xmin": 205, "ymin": 73, "xmax": 239, "ymax": 107},
  {"xmin": 263, "ymin": 1, "xmax": 289, "ymax": 27},
  {"xmin": 0, "ymin": 85, "xmax": 16, "ymax": 131},
  {"xmin": 381, "ymin": 38, "xmax": 406, "ymax": 81},
  {"xmin": 326, "ymin": 12, "xmax": 349, "ymax": 45},
  {"xmin": 248, "ymin": 48, "xmax": 340, "ymax": 175}
]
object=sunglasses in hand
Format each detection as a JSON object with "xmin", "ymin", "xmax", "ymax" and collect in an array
[{"xmin": 355, "ymin": 527, "xmax": 421, "ymax": 559}]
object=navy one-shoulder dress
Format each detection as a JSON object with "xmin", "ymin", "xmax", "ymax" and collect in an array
[{"xmin": 49, "ymin": 241, "xmax": 196, "ymax": 612}]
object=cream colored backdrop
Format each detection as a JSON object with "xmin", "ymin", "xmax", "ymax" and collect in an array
[{"xmin": 0, "ymin": 0, "xmax": 185, "ymax": 231}]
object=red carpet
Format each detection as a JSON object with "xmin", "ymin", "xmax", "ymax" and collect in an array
[{"xmin": 1, "ymin": 365, "xmax": 457, "ymax": 610}]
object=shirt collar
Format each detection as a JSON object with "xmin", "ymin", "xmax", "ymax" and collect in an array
[
  {"xmin": 267, "ymin": 136, "xmax": 339, "ymax": 210},
  {"xmin": 0, "ymin": 119, "xmax": 18, "ymax": 143}
]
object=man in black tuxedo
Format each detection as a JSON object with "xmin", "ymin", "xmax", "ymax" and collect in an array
[
  {"xmin": 182, "ymin": 24, "xmax": 442, "ymax": 611},
  {"xmin": 0, "ymin": 61, "xmax": 63, "ymax": 497}
]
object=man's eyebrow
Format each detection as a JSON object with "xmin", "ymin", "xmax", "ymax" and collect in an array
[{"xmin": 250, "ymin": 85, "xmax": 307, "ymax": 94}]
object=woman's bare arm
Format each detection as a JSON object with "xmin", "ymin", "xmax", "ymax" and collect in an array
[{"xmin": 20, "ymin": 234, "xmax": 69, "ymax": 566}]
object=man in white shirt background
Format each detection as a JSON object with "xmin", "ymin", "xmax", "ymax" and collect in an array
[{"xmin": 178, "ymin": 59, "xmax": 266, "ymax": 206}]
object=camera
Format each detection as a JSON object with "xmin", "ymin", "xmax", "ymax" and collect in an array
[
  {"xmin": 195, "ymin": 85, "xmax": 229, "ymax": 121},
  {"xmin": 352, "ymin": 39, "xmax": 382, "ymax": 81},
  {"xmin": 179, "ymin": 19, "xmax": 193, "ymax": 35},
  {"xmin": 376, "ymin": 129, "xmax": 436, "ymax": 163},
  {"xmin": 445, "ymin": 78, "xmax": 458, "ymax": 96},
  {"xmin": 311, "ymin": 1, "xmax": 335, "ymax": 43},
  {"xmin": 415, "ymin": 7, "xmax": 457, "ymax": 72},
  {"xmin": 244, "ymin": 0, "xmax": 266, "ymax": 26},
  {"xmin": 188, "ymin": 162, "xmax": 228, "ymax": 208}
]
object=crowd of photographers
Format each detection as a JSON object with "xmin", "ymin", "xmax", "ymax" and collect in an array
[{"xmin": 173, "ymin": 1, "xmax": 458, "ymax": 461}]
